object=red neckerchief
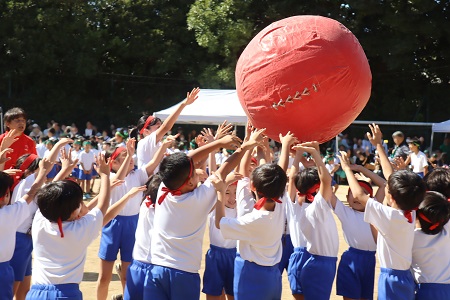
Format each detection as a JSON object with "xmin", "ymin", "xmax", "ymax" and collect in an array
[
  {"xmin": 144, "ymin": 195, "xmax": 154, "ymax": 208},
  {"xmin": 254, "ymin": 196, "xmax": 282, "ymax": 210},
  {"xmin": 57, "ymin": 217, "xmax": 64, "ymax": 238},
  {"xmin": 158, "ymin": 158, "xmax": 194, "ymax": 205},
  {"xmin": 298, "ymin": 183, "xmax": 320, "ymax": 202},
  {"xmin": 403, "ymin": 208, "xmax": 418, "ymax": 223},
  {"xmin": 418, "ymin": 212, "xmax": 439, "ymax": 230}
]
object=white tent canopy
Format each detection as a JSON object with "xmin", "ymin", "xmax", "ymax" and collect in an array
[
  {"xmin": 154, "ymin": 89, "xmax": 247, "ymax": 126},
  {"xmin": 430, "ymin": 119, "xmax": 450, "ymax": 150}
]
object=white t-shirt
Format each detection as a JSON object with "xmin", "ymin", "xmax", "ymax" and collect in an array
[
  {"xmin": 11, "ymin": 174, "xmax": 38, "ymax": 234},
  {"xmin": 31, "ymin": 208, "xmax": 103, "ymax": 285},
  {"xmin": 334, "ymin": 200, "xmax": 376, "ymax": 251},
  {"xmin": 110, "ymin": 169, "xmax": 148, "ymax": 216},
  {"xmin": 410, "ymin": 151, "xmax": 428, "ymax": 173},
  {"xmin": 209, "ymin": 207, "xmax": 237, "ymax": 249},
  {"xmin": 70, "ymin": 149, "xmax": 82, "ymax": 163},
  {"xmin": 137, "ymin": 131, "xmax": 161, "ymax": 169},
  {"xmin": 132, "ymin": 200, "xmax": 155, "ymax": 263},
  {"xmin": 0, "ymin": 198, "xmax": 30, "ymax": 262},
  {"xmin": 412, "ymin": 221, "xmax": 450, "ymax": 283},
  {"xmin": 285, "ymin": 196, "xmax": 309, "ymax": 248},
  {"xmin": 236, "ymin": 177, "xmax": 254, "ymax": 218},
  {"xmin": 36, "ymin": 143, "xmax": 47, "ymax": 158},
  {"xmin": 150, "ymin": 179, "xmax": 217, "ymax": 273},
  {"xmin": 364, "ymin": 198, "xmax": 415, "ymax": 270},
  {"xmin": 220, "ymin": 194, "xmax": 287, "ymax": 266},
  {"xmin": 300, "ymin": 192, "xmax": 339, "ymax": 257},
  {"xmin": 78, "ymin": 151, "xmax": 95, "ymax": 171}
]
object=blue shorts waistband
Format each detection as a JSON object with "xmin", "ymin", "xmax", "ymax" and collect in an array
[
  {"xmin": 310, "ymin": 254, "xmax": 338, "ymax": 261},
  {"xmin": 31, "ymin": 283, "xmax": 79, "ymax": 291},
  {"xmin": 418, "ymin": 283, "xmax": 450, "ymax": 289},
  {"xmin": 16, "ymin": 231, "xmax": 32, "ymax": 238},
  {"xmin": 133, "ymin": 260, "xmax": 152, "ymax": 268},
  {"xmin": 293, "ymin": 247, "xmax": 307, "ymax": 252},
  {"xmin": 151, "ymin": 264, "xmax": 198, "ymax": 275},
  {"xmin": 0, "ymin": 261, "xmax": 10, "ymax": 267},
  {"xmin": 115, "ymin": 214, "xmax": 139, "ymax": 219},
  {"xmin": 210, "ymin": 244, "xmax": 237, "ymax": 253},
  {"xmin": 348, "ymin": 247, "xmax": 376, "ymax": 255},
  {"xmin": 235, "ymin": 254, "xmax": 278, "ymax": 269},
  {"xmin": 380, "ymin": 267, "xmax": 410, "ymax": 276}
]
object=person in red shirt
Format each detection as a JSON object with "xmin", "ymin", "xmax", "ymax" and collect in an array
[{"xmin": 0, "ymin": 107, "xmax": 37, "ymax": 169}]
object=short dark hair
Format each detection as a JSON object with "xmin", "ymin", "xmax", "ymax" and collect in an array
[
  {"xmin": 36, "ymin": 180, "xmax": 83, "ymax": 222},
  {"xmin": 417, "ymin": 191, "xmax": 450, "ymax": 235},
  {"xmin": 143, "ymin": 174, "xmax": 163, "ymax": 204},
  {"xmin": 158, "ymin": 152, "xmax": 192, "ymax": 190},
  {"xmin": 4, "ymin": 107, "xmax": 27, "ymax": 124},
  {"xmin": 294, "ymin": 167, "xmax": 320, "ymax": 195},
  {"xmin": 250, "ymin": 163, "xmax": 287, "ymax": 200},
  {"xmin": 136, "ymin": 115, "xmax": 161, "ymax": 133},
  {"xmin": 0, "ymin": 171, "xmax": 13, "ymax": 198},
  {"xmin": 424, "ymin": 168, "xmax": 450, "ymax": 198},
  {"xmin": 15, "ymin": 154, "xmax": 41, "ymax": 179},
  {"xmin": 387, "ymin": 170, "xmax": 426, "ymax": 210}
]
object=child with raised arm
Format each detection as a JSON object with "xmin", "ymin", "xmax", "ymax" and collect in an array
[
  {"xmin": 357, "ymin": 124, "xmax": 426, "ymax": 300},
  {"xmin": 411, "ymin": 191, "xmax": 450, "ymax": 299},
  {"xmin": 337, "ymin": 150, "xmax": 386, "ymax": 300},
  {"xmin": 0, "ymin": 147, "xmax": 51, "ymax": 300},
  {"xmin": 146, "ymin": 131, "xmax": 259, "ymax": 300},
  {"xmin": 25, "ymin": 155, "xmax": 110, "ymax": 300},
  {"xmin": 96, "ymin": 136, "xmax": 172, "ymax": 300},
  {"xmin": 289, "ymin": 141, "xmax": 339, "ymax": 300},
  {"xmin": 135, "ymin": 87, "xmax": 200, "ymax": 168}
]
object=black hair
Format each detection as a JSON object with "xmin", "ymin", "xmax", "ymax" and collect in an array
[
  {"xmin": 4, "ymin": 107, "xmax": 27, "ymax": 124},
  {"xmin": 158, "ymin": 152, "xmax": 192, "ymax": 190},
  {"xmin": 424, "ymin": 168, "xmax": 450, "ymax": 198},
  {"xmin": 15, "ymin": 154, "xmax": 41, "ymax": 179},
  {"xmin": 387, "ymin": 170, "xmax": 426, "ymax": 210},
  {"xmin": 250, "ymin": 163, "xmax": 287, "ymax": 200},
  {"xmin": 142, "ymin": 174, "xmax": 163, "ymax": 204},
  {"xmin": 294, "ymin": 167, "xmax": 320, "ymax": 195},
  {"xmin": 0, "ymin": 171, "xmax": 14, "ymax": 198},
  {"xmin": 36, "ymin": 180, "xmax": 83, "ymax": 222},
  {"xmin": 105, "ymin": 146, "xmax": 124, "ymax": 172},
  {"xmin": 417, "ymin": 191, "xmax": 450, "ymax": 235},
  {"xmin": 136, "ymin": 115, "xmax": 162, "ymax": 134},
  {"xmin": 48, "ymin": 127, "xmax": 56, "ymax": 135}
]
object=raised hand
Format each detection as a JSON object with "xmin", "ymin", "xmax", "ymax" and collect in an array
[
  {"xmin": 125, "ymin": 138, "xmax": 136, "ymax": 156},
  {"xmin": 338, "ymin": 151, "xmax": 352, "ymax": 170},
  {"xmin": 96, "ymin": 153, "xmax": 110, "ymax": 177},
  {"xmin": 1, "ymin": 129, "xmax": 19, "ymax": 150},
  {"xmin": 247, "ymin": 128, "xmax": 267, "ymax": 146},
  {"xmin": 184, "ymin": 87, "xmax": 200, "ymax": 105},
  {"xmin": 215, "ymin": 121, "xmax": 234, "ymax": 140},
  {"xmin": 201, "ymin": 128, "xmax": 215, "ymax": 144},
  {"xmin": 0, "ymin": 148, "xmax": 13, "ymax": 165},
  {"xmin": 220, "ymin": 135, "xmax": 243, "ymax": 150},
  {"xmin": 279, "ymin": 131, "xmax": 298, "ymax": 147},
  {"xmin": 60, "ymin": 148, "xmax": 78, "ymax": 171},
  {"xmin": 367, "ymin": 123, "xmax": 383, "ymax": 146},
  {"xmin": 210, "ymin": 173, "xmax": 227, "ymax": 193}
]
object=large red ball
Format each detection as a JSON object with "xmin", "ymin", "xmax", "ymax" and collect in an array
[{"xmin": 236, "ymin": 15, "xmax": 372, "ymax": 143}]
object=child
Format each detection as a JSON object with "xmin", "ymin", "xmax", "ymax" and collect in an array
[
  {"xmin": 96, "ymin": 137, "xmax": 172, "ymax": 300},
  {"xmin": 122, "ymin": 174, "xmax": 161, "ymax": 300},
  {"xmin": 411, "ymin": 191, "xmax": 450, "ymax": 299},
  {"xmin": 290, "ymin": 142, "xmax": 339, "ymax": 300},
  {"xmin": 424, "ymin": 167, "xmax": 450, "ymax": 198},
  {"xmin": 146, "ymin": 131, "xmax": 256, "ymax": 300},
  {"xmin": 325, "ymin": 156, "xmax": 340, "ymax": 193},
  {"xmin": 43, "ymin": 138, "xmax": 61, "ymax": 182},
  {"xmin": 405, "ymin": 137, "xmax": 428, "ymax": 177},
  {"xmin": 202, "ymin": 176, "xmax": 239, "ymax": 300},
  {"xmin": 135, "ymin": 87, "xmax": 200, "ymax": 169},
  {"xmin": 359, "ymin": 124, "xmax": 426, "ymax": 299},
  {"xmin": 336, "ymin": 151, "xmax": 387, "ymax": 300},
  {"xmin": 211, "ymin": 131, "xmax": 296, "ymax": 300},
  {"xmin": 0, "ymin": 149, "xmax": 51, "ymax": 300},
  {"xmin": 25, "ymin": 155, "xmax": 110, "ymax": 300},
  {"xmin": 78, "ymin": 141, "xmax": 95, "ymax": 199},
  {"xmin": 70, "ymin": 140, "xmax": 82, "ymax": 183},
  {"xmin": 0, "ymin": 107, "xmax": 37, "ymax": 169}
]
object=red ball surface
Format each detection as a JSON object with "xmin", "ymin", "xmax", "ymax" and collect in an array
[{"xmin": 236, "ymin": 15, "xmax": 372, "ymax": 143}]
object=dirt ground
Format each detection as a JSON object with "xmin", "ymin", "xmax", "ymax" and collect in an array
[{"xmin": 79, "ymin": 183, "xmax": 379, "ymax": 300}]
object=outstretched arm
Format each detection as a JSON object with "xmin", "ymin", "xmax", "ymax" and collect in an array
[
  {"xmin": 367, "ymin": 124, "xmax": 393, "ymax": 180},
  {"xmin": 278, "ymin": 131, "xmax": 298, "ymax": 172},
  {"xmin": 339, "ymin": 151, "xmax": 370, "ymax": 207},
  {"xmin": 288, "ymin": 150, "xmax": 302, "ymax": 202}
]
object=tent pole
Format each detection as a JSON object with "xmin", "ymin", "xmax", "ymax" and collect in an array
[{"xmin": 430, "ymin": 132, "xmax": 434, "ymax": 152}]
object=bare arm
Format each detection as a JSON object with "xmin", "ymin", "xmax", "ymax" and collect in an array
[
  {"xmin": 23, "ymin": 158, "xmax": 53, "ymax": 204},
  {"xmin": 54, "ymin": 148, "xmax": 78, "ymax": 181},
  {"xmin": 367, "ymin": 124, "xmax": 393, "ymax": 179},
  {"xmin": 350, "ymin": 164, "xmax": 386, "ymax": 202},
  {"xmin": 155, "ymin": 87, "xmax": 200, "ymax": 142},
  {"xmin": 114, "ymin": 138, "xmax": 135, "ymax": 181},
  {"xmin": 188, "ymin": 135, "xmax": 242, "ymax": 167},
  {"xmin": 288, "ymin": 150, "xmax": 302, "ymax": 202},
  {"xmin": 144, "ymin": 136, "xmax": 175, "ymax": 176},
  {"xmin": 339, "ymin": 151, "xmax": 370, "ymax": 207},
  {"xmin": 103, "ymin": 186, "xmax": 146, "ymax": 225},
  {"xmin": 95, "ymin": 154, "xmax": 111, "ymax": 216},
  {"xmin": 278, "ymin": 131, "xmax": 298, "ymax": 172}
]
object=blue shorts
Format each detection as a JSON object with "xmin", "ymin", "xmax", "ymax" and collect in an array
[
  {"xmin": 287, "ymin": 247, "xmax": 312, "ymax": 294},
  {"xmin": 25, "ymin": 284, "xmax": 82, "ymax": 300},
  {"xmin": 46, "ymin": 165, "xmax": 60, "ymax": 179},
  {"xmin": 78, "ymin": 169, "xmax": 92, "ymax": 180},
  {"xmin": 71, "ymin": 167, "xmax": 80, "ymax": 178},
  {"xmin": 144, "ymin": 264, "xmax": 200, "ymax": 300},
  {"xmin": 91, "ymin": 167, "xmax": 98, "ymax": 177},
  {"xmin": 300, "ymin": 254, "xmax": 337, "ymax": 300},
  {"xmin": 234, "ymin": 254, "xmax": 282, "ymax": 300},
  {"xmin": 98, "ymin": 214, "xmax": 138, "ymax": 262},
  {"xmin": 378, "ymin": 268, "xmax": 415, "ymax": 300},
  {"xmin": 337, "ymin": 247, "xmax": 376, "ymax": 299},
  {"xmin": 202, "ymin": 245, "xmax": 236, "ymax": 296},
  {"xmin": 416, "ymin": 283, "xmax": 450, "ymax": 300},
  {"xmin": 10, "ymin": 232, "xmax": 33, "ymax": 281},
  {"xmin": 0, "ymin": 261, "xmax": 14, "ymax": 300},
  {"xmin": 124, "ymin": 260, "xmax": 152, "ymax": 300},
  {"xmin": 416, "ymin": 172, "xmax": 425, "ymax": 178},
  {"xmin": 278, "ymin": 234, "xmax": 294, "ymax": 274}
]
